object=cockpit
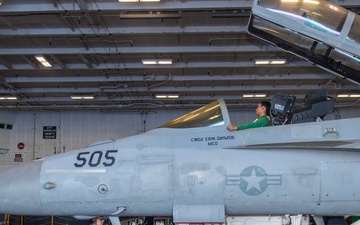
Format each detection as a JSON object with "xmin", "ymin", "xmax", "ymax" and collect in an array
[{"xmin": 159, "ymin": 90, "xmax": 335, "ymax": 129}]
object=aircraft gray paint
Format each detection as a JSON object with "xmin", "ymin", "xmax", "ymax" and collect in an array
[
  {"xmin": 0, "ymin": 99, "xmax": 360, "ymax": 225},
  {"xmin": 1, "ymin": 0, "xmax": 360, "ymax": 223}
]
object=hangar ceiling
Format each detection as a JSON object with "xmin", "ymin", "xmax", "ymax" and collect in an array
[{"xmin": 0, "ymin": 0, "xmax": 359, "ymax": 110}]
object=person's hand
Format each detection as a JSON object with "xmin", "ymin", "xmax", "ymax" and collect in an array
[{"xmin": 226, "ymin": 123, "xmax": 237, "ymax": 131}]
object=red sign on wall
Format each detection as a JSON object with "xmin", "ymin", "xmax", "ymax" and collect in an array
[{"xmin": 17, "ymin": 142, "xmax": 25, "ymax": 150}]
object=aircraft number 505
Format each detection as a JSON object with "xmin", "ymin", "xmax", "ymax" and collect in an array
[{"xmin": 74, "ymin": 150, "xmax": 118, "ymax": 168}]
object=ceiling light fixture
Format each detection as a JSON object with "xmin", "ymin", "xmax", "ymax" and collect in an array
[
  {"xmin": 270, "ymin": 59, "xmax": 287, "ymax": 64},
  {"xmin": 243, "ymin": 94, "xmax": 267, "ymax": 98},
  {"xmin": 35, "ymin": 55, "xmax": 52, "ymax": 68},
  {"xmin": 255, "ymin": 59, "xmax": 287, "ymax": 65},
  {"xmin": 155, "ymin": 94, "xmax": 179, "ymax": 99},
  {"xmin": 254, "ymin": 59, "xmax": 271, "ymax": 65},
  {"xmin": 157, "ymin": 59, "xmax": 173, "ymax": 65},
  {"xmin": 70, "ymin": 96, "xmax": 95, "ymax": 100},
  {"xmin": 142, "ymin": 59, "xmax": 172, "ymax": 65},
  {"xmin": 142, "ymin": 60, "xmax": 157, "ymax": 65},
  {"xmin": 337, "ymin": 94, "xmax": 360, "ymax": 98},
  {"xmin": 0, "ymin": 96, "xmax": 18, "ymax": 100}
]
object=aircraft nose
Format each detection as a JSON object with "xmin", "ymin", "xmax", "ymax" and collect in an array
[{"xmin": 0, "ymin": 159, "xmax": 44, "ymax": 215}]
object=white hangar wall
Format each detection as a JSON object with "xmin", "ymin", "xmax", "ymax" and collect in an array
[
  {"xmin": 0, "ymin": 108, "xmax": 190, "ymax": 169},
  {"xmin": 0, "ymin": 106, "xmax": 359, "ymax": 169}
]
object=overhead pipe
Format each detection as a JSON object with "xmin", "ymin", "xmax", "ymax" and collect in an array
[
  {"xmin": 99, "ymin": 83, "xmax": 128, "ymax": 90},
  {"xmin": 147, "ymin": 74, "xmax": 171, "ymax": 89}
]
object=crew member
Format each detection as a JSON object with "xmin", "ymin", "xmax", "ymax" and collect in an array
[
  {"xmin": 227, "ymin": 101, "xmax": 271, "ymax": 131},
  {"xmin": 91, "ymin": 217, "xmax": 105, "ymax": 225}
]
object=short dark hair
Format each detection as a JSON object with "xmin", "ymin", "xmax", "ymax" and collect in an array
[
  {"xmin": 92, "ymin": 217, "xmax": 104, "ymax": 223},
  {"xmin": 260, "ymin": 101, "xmax": 271, "ymax": 116}
]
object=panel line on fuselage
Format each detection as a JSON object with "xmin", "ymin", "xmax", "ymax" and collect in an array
[{"xmin": 45, "ymin": 169, "xmax": 106, "ymax": 174}]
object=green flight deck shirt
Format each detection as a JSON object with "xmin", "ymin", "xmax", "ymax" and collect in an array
[{"xmin": 237, "ymin": 115, "xmax": 271, "ymax": 130}]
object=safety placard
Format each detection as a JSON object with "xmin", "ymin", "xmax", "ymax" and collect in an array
[{"xmin": 43, "ymin": 126, "xmax": 57, "ymax": 139}]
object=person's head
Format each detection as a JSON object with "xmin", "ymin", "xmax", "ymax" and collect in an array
[
  {"xmin": 256, "ymin": 101, "xmax": 270, "ymax": 116},
  {"xmin": 93, "ymin": 217, "xmax": 104, "ymax": 225}
]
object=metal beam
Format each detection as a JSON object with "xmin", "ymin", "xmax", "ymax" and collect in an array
[
  {"xmin": 0, "ymin": 95, "xmax": 305, "ymax": 103},
  {"xmin": 76, "ymin": 0, "xmax": 99, "ymax": 26},
  {"xmin": 0, "ymin": 57, "xmax": 12, "ymax": 69},
  {"xmin": 0, "ymin": 61, "xmax": 315, "ymax": 71},
  {"xmin": 79, "ymin": 54, "xmax": 93, "ymax": 68},
  {"xmin": 0, "ymin": 84, "xmax": 357, "ymax": 94},
  {"xmin": 5, "ymin": 73, "xmax": 336, "ymax": 83},
  {"xmin": 0, "ymin": 1, "xmax": 356, "ymax": 14},
  {"xmin": 49, "ymin": 55, "xmax": 66, "ymax": 69},
  {"xmin": 0, "ymin": 17, "xmax": 16, "ymax": 31},
  {"xmin": 0, "ymin": 45, "xmax": 280, "ymax": 55},
  {"xmin": 0, "ymin": 25, "xmax": 247, "ymax": 36},
  {"xmin": 0, "ymin": 1, "xmax": 251, "ymax": 13},
  {"xmin": 51, "ymin": 0, "xmax": 57, "ymax": 8},
  {"xmin": 62, "ymin": 16, "xmax": 76, "ymax": 32},
  {"xmin": 20, "ymin": 55, "xmax": 39, "ymax": 69}
]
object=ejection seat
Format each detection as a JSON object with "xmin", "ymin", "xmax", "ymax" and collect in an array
[{"xmin": 270, "ymin": 89, "xmax": 336, "ymax": 125}]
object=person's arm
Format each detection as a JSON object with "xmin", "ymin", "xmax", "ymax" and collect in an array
[
  {"xmin": 226, "ymin": 123, "xmax": 238, "ymax": 131},
  {"xmin": 237, "ymin": 116, "xmax": 270, "ymax": 130}
]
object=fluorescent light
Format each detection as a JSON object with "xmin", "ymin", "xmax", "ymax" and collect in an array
[
  {"xmin": 255, "ymin": 60, "xmax": 270, "ymax": 65},
  {"xmin": 158, "ymin": 59, "xmax": 172, "ymax": 65},
  {"xmin": 142, "ymin": 60, "xmax": 157, "ymax": 65},
  {"xmin": 270, "ymin": 59, "xmax": 287, "ymax": 64},
  {"xmin": 83, "ymin": 96, "xmax": 95, "ymax": 100},
  {"xmin": 255, "ymin": 59, "xmax": 286, "ymax": 65},
  {"xmin": 155, "ymin": 95, "xmax": 167, "ymax": 98},
  {"xmin": 70, "ymin": 96, "xmax": 82, "ymax": 100},
  {"xmin": 243, "ymin": 94, "xmax": 254, "ymax": 98},
  {"xmin": 255, "ymin": 94, "xmax": 267, "ymax": 97},
  {"xmin": 155, "ymin": 94, "xmax": 179, "ymax": 99},
  {"xmin": 0, "ymin": 96, "xmax": 18, "ymax": 100},
  {"xmin": 35, "ymin": 55, "xmax": 52, "ymax": 68},
  {"xmin": 142, "ymin": 59, "xmax": 172, "ymax": 65},
  {"xmin": 337, "ymin": 94, "xmax": 360, "ymax": 98},
  {"xmin": 243, "ymin": 94, "xmax": 267, "ymax": 98},
  {"xmin": 70, "ymin": 96, "xmax": 94, "ymax": 100},
  {"xmin": 118, "ymin": 0, "xmax": 138, "ymax": 2}
]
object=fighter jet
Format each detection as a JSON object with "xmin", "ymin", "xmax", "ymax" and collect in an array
[{"xmin": 0, "ymin": 96, "xmax": 360, "ymax": 225}]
